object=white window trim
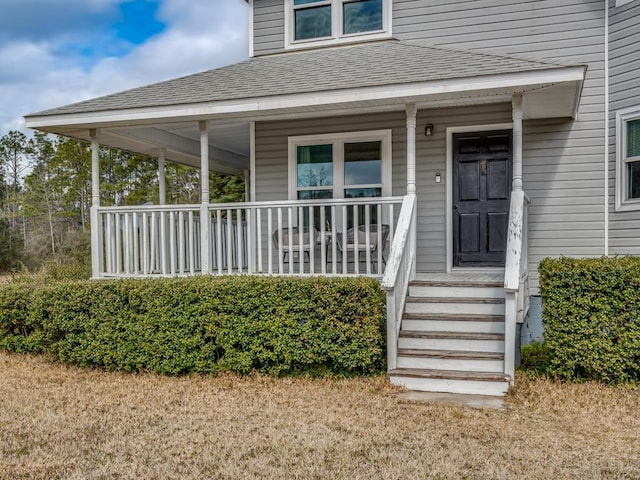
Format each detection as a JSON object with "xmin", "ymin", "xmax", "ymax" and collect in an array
[
  {"xmin": 288, "ymin": 129, "xmax": 392, "ymax": 201},
  {"xmin": 284, "ymin": 0, "xmax": 392, "ymax": 51},
  {"xmin": 615, "ymin": 106, "xmax": 640, "ymax": 211}
]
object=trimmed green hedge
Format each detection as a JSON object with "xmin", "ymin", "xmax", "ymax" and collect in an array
[
  {"xmin": 0, "ymin": 276, "xmax": 385, "ymax": 376},
  {"xmin": 539, "ymin": 256, "xmax": 640, "ymax": 383}
]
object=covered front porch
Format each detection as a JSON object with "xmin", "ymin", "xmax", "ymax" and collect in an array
[{"xmin": 24, "ymin": 40, "xmax": 586, "ymax": 391}]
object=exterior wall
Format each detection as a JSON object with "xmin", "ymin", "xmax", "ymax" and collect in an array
[
  {"xmin": 255, "ymin": 104, "xmax": 514, "ymax": 274},
  {"xmin": 253, "ymin": 0, "xmax": 284, "ymax": 56},
  {"xmin": 394, "ymin": 0, "xmax": 607, "ymax": 288},
  {"xmin": 608, "ymin": 0, "xmax": 640, "ymax": 254},
  {"xmin": 253, "ymin": 0, "xmax": 609, "ymax": 287}
]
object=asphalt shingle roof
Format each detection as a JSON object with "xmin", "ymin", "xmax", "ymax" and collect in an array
[{"xmin": 28, "ymin": 40, "xmax": 571, "ymax": 118}]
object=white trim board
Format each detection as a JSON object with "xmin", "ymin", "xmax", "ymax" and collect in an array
[
  {"xmin": 445, "ymin": 123, "xmax": 513, "ymax": 273},
  {"xmin": 284, "ymin": 0, "xmax": 393, "ymax": 51},
  {"xmin": 287, "ymin": 129, "xmax": 393, "ymax": 201},
  {"xmin": 615, "ymin": 106, "xmax": 640, "ymax": 212}
]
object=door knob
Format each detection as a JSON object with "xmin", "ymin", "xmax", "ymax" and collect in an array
[{"xmin": 453, "ymin": 204, "xmax": 459, "ymax": 210}]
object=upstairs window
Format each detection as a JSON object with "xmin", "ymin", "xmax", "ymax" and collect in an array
[
  {"xmin": 625, "ymin": 119, "xmax": 640, "ymax": 200},
  {"xmin": 287, "ymin": 0, "xmax": 391, "ymax": 49},
  {"xmin": 616, "ymin": 107, "xmax": 640, "ymax": 210}
]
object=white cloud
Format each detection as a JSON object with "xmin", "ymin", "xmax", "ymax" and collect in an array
[{"xmin": 1, "ymin": 0, "xmax": 249, "ymax": 134}]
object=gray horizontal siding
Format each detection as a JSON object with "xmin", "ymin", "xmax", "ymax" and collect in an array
[
  {"xmin": 253, "ymin": 0, "xmax": 284, "ymax": 56},
  {"xmin": 393, "ymin": 0, "xmax": 607, "ymax": 288},
  {"xmin": 608, "ymin": 1, "xmax": 640, "ymax": 255}
]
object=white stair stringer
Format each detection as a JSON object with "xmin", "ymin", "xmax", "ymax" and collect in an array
[{"xmin": 389, "ymin": 276, "xmax": 511, "ymax": 397}]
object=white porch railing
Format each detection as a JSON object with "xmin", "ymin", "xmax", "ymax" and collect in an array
[
  {"xmin": 96, "ymin": 197, "xmax": 404, "ymax": 278},
  {"xmin": 380, "ymin": 194, "xmax": 417, "ymax": 371},
  {"xmin": 503, "ymin": 190, "xmax": 530, "ymax": 382}
]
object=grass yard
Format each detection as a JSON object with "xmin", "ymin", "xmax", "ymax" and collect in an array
[{"xmin": 1, "ymin": 351, "xmax": 639, "ymax": 479}]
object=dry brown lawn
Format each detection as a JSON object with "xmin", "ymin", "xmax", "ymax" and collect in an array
[{"xmin": 1, "ymin": 351, "xmax": 639, "ymax": 479}]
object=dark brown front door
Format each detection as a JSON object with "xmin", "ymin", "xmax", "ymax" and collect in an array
[{"xmin": 453, "ymin": 130, "xmax": 512, "ymax": 267}]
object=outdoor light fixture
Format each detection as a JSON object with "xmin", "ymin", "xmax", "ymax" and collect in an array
[{"xmin": 425, "ymin": 123, "xmax": 434, "ymax": 136}]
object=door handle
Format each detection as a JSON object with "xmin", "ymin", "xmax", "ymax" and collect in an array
[{"xmin": 453, "ymin": 204, "xmax": 459, "ymax": 210}]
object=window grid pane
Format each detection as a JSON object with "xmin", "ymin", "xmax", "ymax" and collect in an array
[
  {"xmin": 343, "ymin": 0, "xmax": 383, "ymax": 35},
  {"xmin": 297, "ymin": 144, "xmax": 333, "ymax": 188},
  {"xmin": 344, "ymin": 141, "xmax": 382, "ymax": 186},
  {"xmin": 629, "ymin": 161, "xmax": 640, "ymax": 199},
  {"xmin": 295, "ymin": 5, "xmax": 332, "ymax": 40},
  {"xmin": 627, "ymin": 119, "xmax": 640, "ymax": 158}
]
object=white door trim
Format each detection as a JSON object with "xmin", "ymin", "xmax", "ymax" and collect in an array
[{"xmin": 445, "ymin": 123, "xmax": 513, "ymax": 273}]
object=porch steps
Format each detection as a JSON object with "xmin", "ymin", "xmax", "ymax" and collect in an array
[{"xmin": 389, "ymin": 275, "xmax": 510, "ymax": 397}]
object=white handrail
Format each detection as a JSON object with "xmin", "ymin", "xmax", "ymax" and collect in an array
[
  {"xmin": 95, "ymin": 197, "xmax": 404, "ymax": 278},
  {"xmin": 503, "ymin": 190, "xmax": 530, "ymax": 382},
  {"xmin": 381, "ymin": 194, "xmax": 417, "ymax": 371}
]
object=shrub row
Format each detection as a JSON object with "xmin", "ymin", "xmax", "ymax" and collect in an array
[
  {"xmin": 539, "ymin": 256, "xmax": 640, "ymax": 383},
  {"xmin": 0, "ymin": 276, "xmax": 386, "ymax": 377}
]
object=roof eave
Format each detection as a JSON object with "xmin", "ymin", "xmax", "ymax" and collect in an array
[{"xmin": 25, "ymin": 65, "xmax": 587, "ymax": 131}]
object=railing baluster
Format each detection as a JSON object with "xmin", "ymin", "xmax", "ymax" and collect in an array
[
  {"xmin": 169, "ymin": 211, "xmax": 176, "ymax": 275},
  {"xmin": 178, "ymin": 211, "xmax": 185, "ymax": 275},
  {"xmin": 188, "ymin": 211, "xmax": 195, "ymax": 275},
  {"xmin": 115, "ymin": 213, "xmax": 122, "ymax": 274},
  {"xmin": 331, "ymin": 206, "xmax": 337, "ymax": 275},
  {"xmin": 236, "ymin": 208, "xmax": 243, "ymax": 273},
  {"xmin": 267, "ymin": 208, "xmax": 273, "ymax": 275},
  {"xmin": 298, "ymin": 206, "xmax": 304, "ymax": 275},
  {"xmin": 142, "ymin": 213, "xmax": 148, "ymax": 275},
  {"xmin": 247, "ymin": 208, "xmax": 253, "ymax": 274},
  {"xmin": 342, "ymin": 205, "xmax": 347, "ymax": 275},
  {"xmin": 353, "ymin": 205, "xmax": 359, "ymax": 275},
  {"xmin": 320, "ymin": 206, "xmax": 326, "ymax": 274},
  {"xmin": 226, "ymin": 209, "xmax": 233, "ymax": 274},
  {"xmin": 377, "ymin": 204, "xmax": 383, "ymax": 275},
  {"xmin": 105, "ymin": 213, "xmax": 112, "ymax": 274},
  {"xmin": 150, "ymin": 212, "xmax": 157, "ymax": 273},
  {"xmin": 287, "ymin": 207, "xmax": 294, "ymax": 275},
  {"xmin": 132, "ymin": 213, "xmax": 139, "ymax": 274},
  {"xmin": 309, "ymin": 206, "xmax": 315, "ymax": 275},
  {"xmin": 257, "ymin": 209, "xmax": 263, "ymax": 273},
  {"xmin": 277, "ymin": 208, "xmax": 283, "ymax": 275},
  {"xmin": 365, "ymin": 205, "xmax": 371, "ymax": 275},
  {"xmin": 216, "ymin": 210, "xmax": 223, "ymax": 275},
  {"xmin": 159, "ymin": 211, "xmax": 167, "ymax": 275}
]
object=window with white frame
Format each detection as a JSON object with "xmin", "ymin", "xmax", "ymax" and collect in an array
[
  {"xmin": 616, "ymin": 108, "xmax": 640, "ymax": 210},
  {"xmin": 286, "ymin": 0, "xmax": 391, "ymax": 49},
  {"xmin": 289, "ymin": 130, "xmax": 392, "ymax": 225}
]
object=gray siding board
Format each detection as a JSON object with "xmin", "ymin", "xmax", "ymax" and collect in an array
[
  {"xmin": 608, "ymin": 1, "xmax": 640, "ymax": 255},
  {"xmin": 253, "ymin": 0, "xmax": 284, "ymax": 56}
]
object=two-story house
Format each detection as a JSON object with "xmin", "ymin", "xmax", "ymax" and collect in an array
[{"xmin": 24, "ymin": 0, "xmax": 639, "ymax": 396}]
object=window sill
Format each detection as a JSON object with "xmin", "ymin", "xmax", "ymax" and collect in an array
[
  {"xmin": 615, "ymin": 199, "xmax": 640, "ymax": 212},
  {"xmin": 285, "ymin": 31, "xmax": 392, "ymax": 51}
]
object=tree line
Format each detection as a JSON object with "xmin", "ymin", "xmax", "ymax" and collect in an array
[{"xmin": 0, "ymin": 130, "xmax": 245, "ymax": 272}]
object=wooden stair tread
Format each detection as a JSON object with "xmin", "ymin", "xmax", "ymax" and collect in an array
[
  {"xmin": 389, "ymin": 368, "xmax": 509, "ymax": 382},
  {"xmin": 406, "ymin": 297, "xmax": 505, "ymax": 304},
  {"xmin": 400, "ymin": 330, "xmax": 504, "ymax": 341},
  {"xmin": 410, "ymin": 280, "xmax": 503, "ymax": 288},
  {"xmin": 397, "ymin": 349, "xmax": 504, "ymax": 360},
  {"xmin": 403, "ymin": 312, "xmax": 505, "ymax": 322}
]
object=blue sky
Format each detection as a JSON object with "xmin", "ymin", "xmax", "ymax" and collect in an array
[{"xmin": 0, "ymin": 0, "xmax": 249, "ymax": 133}]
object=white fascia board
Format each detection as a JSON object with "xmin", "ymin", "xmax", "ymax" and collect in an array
[{"xmin": 25, "ymin": 66, "xmax": 586, "ymax": 130}]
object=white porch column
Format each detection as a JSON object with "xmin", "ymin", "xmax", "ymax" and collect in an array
[
  {"xmin": 199, "ymin": 121, "xmax": 211, "ymax": 274},
  {"xmin": 405, "ymin": 104, "xmax": 418, "ymax": 280},
  {"xmin": 405, "ymin": 104, "xmax": 418, "ymax": 195},
  {"xmin": 90, "ymin": 129, "xmax": 101, "ymax": 278},
  {"xmin": 158, "ymin": 148, "xmax": 167, "ymax": 205},
  {"xmin": 512, "ymin": 94, "xmax": 524, "ymax": 191}
]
